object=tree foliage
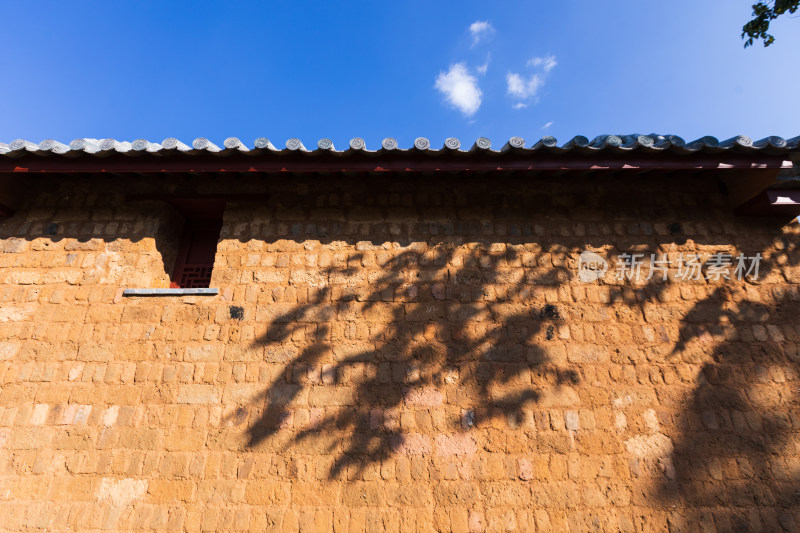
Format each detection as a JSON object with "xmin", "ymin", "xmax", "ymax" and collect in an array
[{"xmin": 742, "ymin": 0, "xmax": 799, "ymax": 47}]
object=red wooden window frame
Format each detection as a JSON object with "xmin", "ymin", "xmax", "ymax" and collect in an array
[
  {"xmin": 167, "ymin": 199, "xmax": 226, "ymax": 289},
  {"xmin": 170, "ymin": 219, "xmax": 222, "ymax": 288}
]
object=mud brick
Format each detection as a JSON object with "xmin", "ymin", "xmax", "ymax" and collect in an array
[{"xmin": 0, "ymin": 166, "xmax": 798, "ymax": 531}]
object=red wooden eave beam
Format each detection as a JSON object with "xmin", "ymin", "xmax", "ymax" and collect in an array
[{"xmin": 0, "ymin": 153, "xmax": 792, "ymax": 175}]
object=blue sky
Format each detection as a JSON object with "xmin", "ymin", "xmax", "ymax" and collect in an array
[{"xmin": 1, "ymin": 1, "xmax": 798, "ymax": 148}]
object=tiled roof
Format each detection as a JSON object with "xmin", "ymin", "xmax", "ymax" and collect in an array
[{"xmin": 1, "ymin": 134, "xmax": 798, "ymax": 157}]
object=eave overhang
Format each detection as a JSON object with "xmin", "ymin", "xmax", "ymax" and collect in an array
[{"xmin": 1, "ymin": 134, "xmax": 798, "ymax": 219}]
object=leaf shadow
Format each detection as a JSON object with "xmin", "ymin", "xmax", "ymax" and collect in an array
[{"xmin": 235, "ymin": 245, "xmax": 580, "ymax": 478}]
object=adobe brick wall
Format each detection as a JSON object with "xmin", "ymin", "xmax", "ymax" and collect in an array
[{"xmin": 0, "ymin": 172, "xmax": 798, "ymax": 532}]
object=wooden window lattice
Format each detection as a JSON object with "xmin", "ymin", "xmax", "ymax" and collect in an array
[{"xmin": 171, "ymin": 220, "xmax": 221, "ymax": 289}]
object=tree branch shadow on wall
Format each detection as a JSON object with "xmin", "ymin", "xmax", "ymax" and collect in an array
[
  {"xmin": 237, "ymin": 245, "xmax": 581, "ymax": 479},
  {"xmin": 223, "ymin": 211, "xmax": 800, "ymax": 525},
  {"xmin": 655, "ymin": 236, "xmax": 800, "ymax": 531}
]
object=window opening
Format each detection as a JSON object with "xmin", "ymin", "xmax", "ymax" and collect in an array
[{"xmin": 168, "ymin": 198, "xmax": 226, "ymax": 289}]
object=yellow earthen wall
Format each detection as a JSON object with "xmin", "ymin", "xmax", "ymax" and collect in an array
[{"xmin": 0, "ymin": 174, "xmax": 798, "ymax": 532}]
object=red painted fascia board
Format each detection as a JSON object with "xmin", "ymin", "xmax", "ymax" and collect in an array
[{"xmin": 0, "ymin": 153, "xmax": 792, "ymax": 174}]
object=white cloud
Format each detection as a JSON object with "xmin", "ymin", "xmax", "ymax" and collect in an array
[
  {"xmin": 469, "ymin": 21, "xmax": 494, "ymax": 46},
  {"xmin": 506, "ymin": 72, "xmax": 543, "ymax": 99},
  {"xmin": 542, "ymin": 121, "xmax": 554, "ymax": 129},
  {"xmin": 507, "ymin": 55, "xmax": 557, "ymax": 108},
  {"xmin": 476, "ymin": 53, "xmax": 491, "ymax": 75},
  {"xmin": 513, "ymin": 103, "xmax": 528, "ymax": 110},
  {"xmin": 527, "ymin": 55, "xmax": 557, "ymax": 73},
  {"xmin": 435, "ymin": 63, "xmax": 483, "ymax": 116}
]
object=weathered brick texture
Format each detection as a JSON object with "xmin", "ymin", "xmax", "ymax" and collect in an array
[{"xmin": 0, "ymin": 173, "xmax": 798, "ymax": 532}]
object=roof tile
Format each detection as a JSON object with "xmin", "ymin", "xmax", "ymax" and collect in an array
[{"xmin": 0, "ymin": 135, "xmax": 796, "ymax": 158}]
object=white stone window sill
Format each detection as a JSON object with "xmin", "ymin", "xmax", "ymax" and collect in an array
[{"xmin": 122, "ymin": 288, "xmax": 219, "ymax": 296}]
